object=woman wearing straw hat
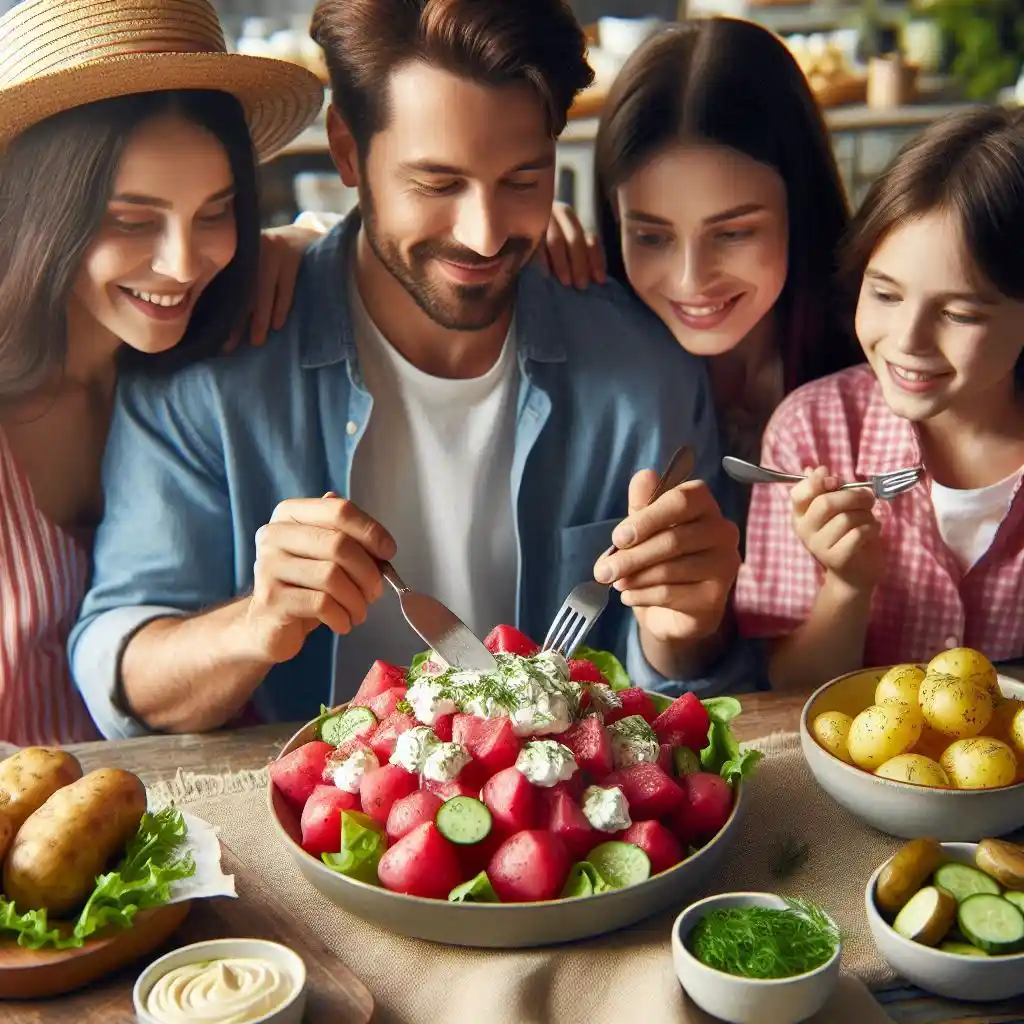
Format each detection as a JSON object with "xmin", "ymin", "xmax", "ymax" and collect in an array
[{"xmin": 0, "ymin": 0, "xmax": 324, "ymax": 743}]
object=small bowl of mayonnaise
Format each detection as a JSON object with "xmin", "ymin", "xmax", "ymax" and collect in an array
[{"xmin": 133, "ymin": 937, "xmax": 307, "ymax": 1024}]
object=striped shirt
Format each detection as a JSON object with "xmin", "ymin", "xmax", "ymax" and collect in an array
[{"xmin": 0, "ymin": 428, "xmax": 99, "ymax": 744}]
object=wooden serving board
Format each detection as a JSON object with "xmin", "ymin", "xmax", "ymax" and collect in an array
[{"xmin": 1, "ymin": 846, "xmax": 374, "ymax": 1023}]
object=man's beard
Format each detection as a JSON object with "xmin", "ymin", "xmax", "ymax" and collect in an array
[{"xmin": 359, "ymin": 182, "xmax": 531, "ymax": 331}]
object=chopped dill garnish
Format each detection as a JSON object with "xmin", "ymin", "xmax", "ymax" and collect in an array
[
  {"xmin": 689, "ymin": 897, "xmax": 838, "ymax": 979},
  {"xmin": 395, "ymin": 698, "xmax": 413, "ymax": 715},
  {"xmin": 607, "ymin": 715, "xmax": 657, "ymax": 743}
]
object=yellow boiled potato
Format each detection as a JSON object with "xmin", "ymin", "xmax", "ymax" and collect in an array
[
  {"xmin": 988, "ymin": 698, "xmax": 1024, "ymax": 742},
  {"xmin": 919, "ymin": 673, "xmax": 993, "ymax": 738},
  {"xmin": 940, "ymin": 738, "xmax": 1018, "ymax": 789},
  {"xmin": 1010, "ymin": 706, "xmax": 1024, "ymax": 754},
  {"xmin": 847, "ymin": 703, "xmax": 923, "ymax": 771},
  {"xmin": 927, "ymin": 647, "xmax": 998, "ymax": 693},
  {"xmin": 811, "ymin": 711, "xmax": 854, "ymax": 763},
  {"xmin": 875, "ymin": 664, "xmax": 927, "ymax": 707},
  {"xmin": 913, "ymin": 726, "xmax": 952, "ymax": 763},
  {"xmin": 875, "ymin": 753, "xmax": 950, "ymax": 787}
]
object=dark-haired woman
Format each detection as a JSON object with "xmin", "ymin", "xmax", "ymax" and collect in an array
[{"xmin": 0, "ymin": 0, "xmax": 323, "ymax": 743}]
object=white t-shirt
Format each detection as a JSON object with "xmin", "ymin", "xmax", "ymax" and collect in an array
[
  {"xmin": 931, "ymin": 468, "xmax": 1023, "ymax": 571},
  {"xmin": 334, "ymin": 276, "xmax": 519, "ymax": 699}
]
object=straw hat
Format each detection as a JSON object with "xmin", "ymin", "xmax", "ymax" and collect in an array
[{"xmin": 0, "ymin": 0, "xmax": 325, "ymax": 159}]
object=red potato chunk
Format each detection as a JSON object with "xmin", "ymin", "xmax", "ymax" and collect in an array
[
  {"xmin": 481, "ymin": 766, "xmax": 539, "ymax": 835},
  {"xmin": 300, "ymin": 784, "xmax": 359, "ymax": 855},
  {"xmin": 621, "ymin": 820, "xmax": 683, "ymax": 875},
  {"xmin": 546, "ymin": 790, "xmax": 600, "ymax": 860},
  {"xmin": 268, "ymin": 741, "xmax": 334, "ymax": 810},
  {"xmin": 377, "ymin": 822, "xmax": 464, "ymax": 899},
  {"xmin": 553, "ymin": 717, "xmax": 613, "ymax": 780},
  {"xmin": 602, "ymin": 763, "xmax": 684, "ymax": 820},
  {"xmin": 359, "ymin": 764, "xmax": 419, "ymax": 825},
  {"xmin": 385, "ymin": 790, "xmax": 444, "ymax": 845},
  {"xmin": 369, "ymin": 712, "xmax": 417, "ymax": 762},
  {"xmin": 483, "ymin": 624, "xmax": 540, "ymax": 657},
  {"xmin": 652, "ymin": 692, "xmax": 711, "ymax": 752},
  {"xmin": 604, "ymin": 688, "xmax": 658, "ymax": 726},
  {"xmin": 677, "ymin": 772, "xmax": 734, "ymax": 843},
  {"xmin": 351, "ymin": 660, "xmax": 407, "ymax": 705}
]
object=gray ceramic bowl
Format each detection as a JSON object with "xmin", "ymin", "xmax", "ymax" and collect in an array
[
  {"xmin": 268, "ymin": 713, "xmax": 747, "ymax": 948},
  {"xmin": 801, "ymin": 669, "xmax": 1024, "ymax": 841},
  {"xmin": 865, "ymin": 842, "xmax": 1024, "ymax": 1001},
  {"xmin": 672, "ymin": 893, "xmax": 841, "ymax": 1024}
]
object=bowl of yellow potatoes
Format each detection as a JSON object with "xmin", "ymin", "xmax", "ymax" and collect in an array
[{"xmin": 800, "ymin": 648, "xmax": 1024, "ymax": 840}]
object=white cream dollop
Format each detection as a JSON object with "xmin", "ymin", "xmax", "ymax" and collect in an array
[
  {"xmin": 586, "ymin": 682, "xmax": 623, "ymax": 719},
  {"xmin": 331, "ymin": 747, "xmax": 379, "ymax": 793},
  {"xmin": 389, "ymin": 726, "xmax": 440, "ymax": 774},
  {"xmin": 607, "ymin": 714, "xmax": 660, "ymax": 770},
  {"xmin": 145, "ymin": 957, "xmax": 292, "ymax": 1024},
  {"xmin": 422, "ymin": 741, "xmax": 472, "ymax": 783},
  {"xmin": 582, "ymin": 784, "xmax": 632, "ymax": 832},
  {"xmin": 515, "ymin": 740, "xmax": 578, "ymax": 787},
  {"xmin": 404, "ymin": 677, "xmax": 458, "ymax": 725}
]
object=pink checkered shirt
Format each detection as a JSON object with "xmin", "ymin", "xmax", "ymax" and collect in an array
[{"xmin": 735, "ymin": 365, "xmax": 1024, "ymax": 666}]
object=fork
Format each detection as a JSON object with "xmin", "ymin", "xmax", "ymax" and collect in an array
[
  {"xmin": 721, "ymin": 456, "xmax": 923, "ymax": 501},
  {"xmin": 541, "ymin": 445, "xmax": 697, "ymax": 659}
]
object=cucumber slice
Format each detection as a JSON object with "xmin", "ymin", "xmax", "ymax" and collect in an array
[
  {"xmin": 1004, "ymin": 892, "xmax": 1024, "ymax": 914},
  {"xmin": 958, "ymin": 894, "xmax": 1024, "ymax": 954},
  {"xmin": 435, "ymin": 796, "xmax": 492, "ymax": 845},
  {"xmin": 935, "ymin": 862, "xmax": 1001, "ymax": 903},
  {"xmin": 321, "ymin": 706, "xmax": 377, "ymax": 746},
  {"xmin": 939, "ymin": 941, "xmax": 989, "ymax": 957},
  {"xmin": 673, "ymin": 747, "xmax": 700, "ymax": 776},
  {"xmin": 893, "ymin": 886, "xmax": 957, "ymax": 946},
  {"xmin": 587, "ymin": 841, "xmax": 651, "ymax": 889}
]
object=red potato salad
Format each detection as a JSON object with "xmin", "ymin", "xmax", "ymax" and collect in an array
[{"xmin": 269, "ymin": 625, "xmax": 762, "ymax": 904}]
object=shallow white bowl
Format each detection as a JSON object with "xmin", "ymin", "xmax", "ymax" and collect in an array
[
  {"xmin": 671, "ymin": 892, "xmax": 841, "ymax": 1024},
  {"xmin": 865, "ymin": 841, "xmax": 1024, "ymax": 1001},
  {"xmin": 268, "ymin": 712, "xmax": 747, "ymax": 948},
  {"xmin": 801, "ymin": 669, "xmax": 1024, "ymax": 840},
  {"xmin": 133, "ymin": 938, "xmax": 307, "ymax": 1024}
]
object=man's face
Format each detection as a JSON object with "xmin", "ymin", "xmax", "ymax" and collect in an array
[{"xmin": 356, "ymin": 63, "xmax": 557, "ymax": 331}]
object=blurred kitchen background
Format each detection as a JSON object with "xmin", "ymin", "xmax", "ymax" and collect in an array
[{"xmin": 200, "ymin": 0, "xmax": 1024, "ymax": 228}]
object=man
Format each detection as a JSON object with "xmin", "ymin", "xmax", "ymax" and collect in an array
[{"xmin": 70, "ymin": 0, "xmax": 740, "ymax": 739}]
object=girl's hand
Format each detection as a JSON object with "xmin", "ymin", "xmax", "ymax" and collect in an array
[
  {"xmin": 535, "ymin": 201, "xmax": 606, "ymax": 290},
  {"xmin": 790, "ymin": 467, "xmax": 884, "ymax": 592},
  {"xmin": 225, "ymin": 223, "xmax": 326, "ymax": 352}
]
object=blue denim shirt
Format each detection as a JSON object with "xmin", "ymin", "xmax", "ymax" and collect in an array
[{"xmin": 69, "ymin": 215, "xmax": 749, "ymax": 740}]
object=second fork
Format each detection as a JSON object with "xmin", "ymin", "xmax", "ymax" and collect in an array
[{"xmin": 542, "ymin": 445, "xmax": 697, "ymax": 658}]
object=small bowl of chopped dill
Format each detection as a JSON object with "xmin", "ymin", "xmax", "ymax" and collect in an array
[{"xmin": 671, "ymin": 892, "xmax": 841, "ymax": 1024}]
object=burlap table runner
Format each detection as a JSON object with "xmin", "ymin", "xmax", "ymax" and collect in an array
[{"xmin": 150, "ymin": 733, "xmax": 904, "ymax": 1024}]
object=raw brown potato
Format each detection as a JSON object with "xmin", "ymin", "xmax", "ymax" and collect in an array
[
  {"xmin": 0, "ymin": 748, "xmax": 82, "ymax": 863},
  {"xmin": 4, "ymin": 768, "xmax": 146, "ymax": 917},
  {"xmin": 976, "ymin": 839, "xmax": 1024, "ymax": 891},
  {"xmin": 927, "ymin": 647, "xmax": 998, "ymax": 693},
  {"xmin": 893, "ymin": 885, "xmax": 957, "ymax": 946},
  {"xmin": 876, "ymin": 837, "xmax": 945, "ymax": 915}
]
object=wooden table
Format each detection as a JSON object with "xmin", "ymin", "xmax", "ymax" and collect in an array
[{"xmin": 26, "ymin": 693, "xmax": 1024, "ymax": 1024}]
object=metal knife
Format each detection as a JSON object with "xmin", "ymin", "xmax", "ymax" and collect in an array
[{"xmin": 379, "ymin": 562, "xmax": 498, "ymax": 673}]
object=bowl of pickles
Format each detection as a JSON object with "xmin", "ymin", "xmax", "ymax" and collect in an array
[
  {"xmin": 865, "ymin": 837, "xmax": 1024, "ymax": 1001},
  {"xmin": 800, "ymin": 648, "xmax": 1024, "ymax": 840}
]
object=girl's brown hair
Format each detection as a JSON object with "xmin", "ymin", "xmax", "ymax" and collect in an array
[
  {"xmin": 0, "ymin": 89, "xmax": 261, "ymax": 402},
  {"xmin": 841, "ymin": 106, "xmax": 1024, "ymax": 389},
  {"xmin": 594, "ymin": 17, "xmax": 859, "ymax": 391}
]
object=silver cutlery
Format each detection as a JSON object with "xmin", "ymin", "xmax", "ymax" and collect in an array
[
  {"xmin": 721, "ymin": 456, "xmax": 923, "ymax": 501},
  {"xmin": 541, "ymin": 445, "xmax": 697, "ymax": 659},
  {"xmin": 380, "ymin": 562, "xmax": 498, "ymax": 673}
]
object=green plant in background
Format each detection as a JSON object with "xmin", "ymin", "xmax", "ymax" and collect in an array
[{"xmin": 918, "ymin": 0, "xmax": 1024, "ymax": 99}]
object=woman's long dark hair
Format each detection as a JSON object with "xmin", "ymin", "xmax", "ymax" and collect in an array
[
  {"xmin": 0, "ymin": 89, "xmax": 260, "ymax": 402},
  {"xmin": 841, "ymin": 106, "xmax": 1024, "ymax": 391},
  {"xmin": 594, "ymin": 17, "xmax": 860, "ymax": 391}
]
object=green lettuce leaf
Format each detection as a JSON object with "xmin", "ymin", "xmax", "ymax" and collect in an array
[
  {"xmin": 561, "ymin": 861, "xmax": 612, "ymax": 899},
  {"xmin": 700, "ymin": 700, "xmax": 763, "ymax": 784},
  {"xmin": 0, "ymin": 806, "xmax": 195, "ymax": 950},
  {"xmin": 321, "ymin": 811, "xmax": 386, "ymax": 885},
  {"xmin": 448, "ymin": 871, "xmax": 500, "ymax": 903},
  {"xmin": 702, "ymin": 696, "xmax": 742, "ymax": 725},
  {"xmin": 571, "ymin": 646, "xmax": 631, "ymax": 690},
  {"xmin": 407, "ymin": 650, "xmax": 433, "ymax": 684}
]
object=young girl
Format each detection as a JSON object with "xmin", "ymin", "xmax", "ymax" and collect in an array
[
  {"xmin": 736, "ymin": 107, "xmax": 1024, "ymax": 691},
  {"xmin": 0, "ymin": 0, "xmax": 323, "ymax": 743},
  {"xmin": 543, "ymin": 17, "xmax": 861, "ymax": 515}
]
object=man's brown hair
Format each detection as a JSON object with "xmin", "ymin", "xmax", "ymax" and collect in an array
[{"xmin": 310, "ymin": 0, "xmax": 593, "ymax": 151}]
